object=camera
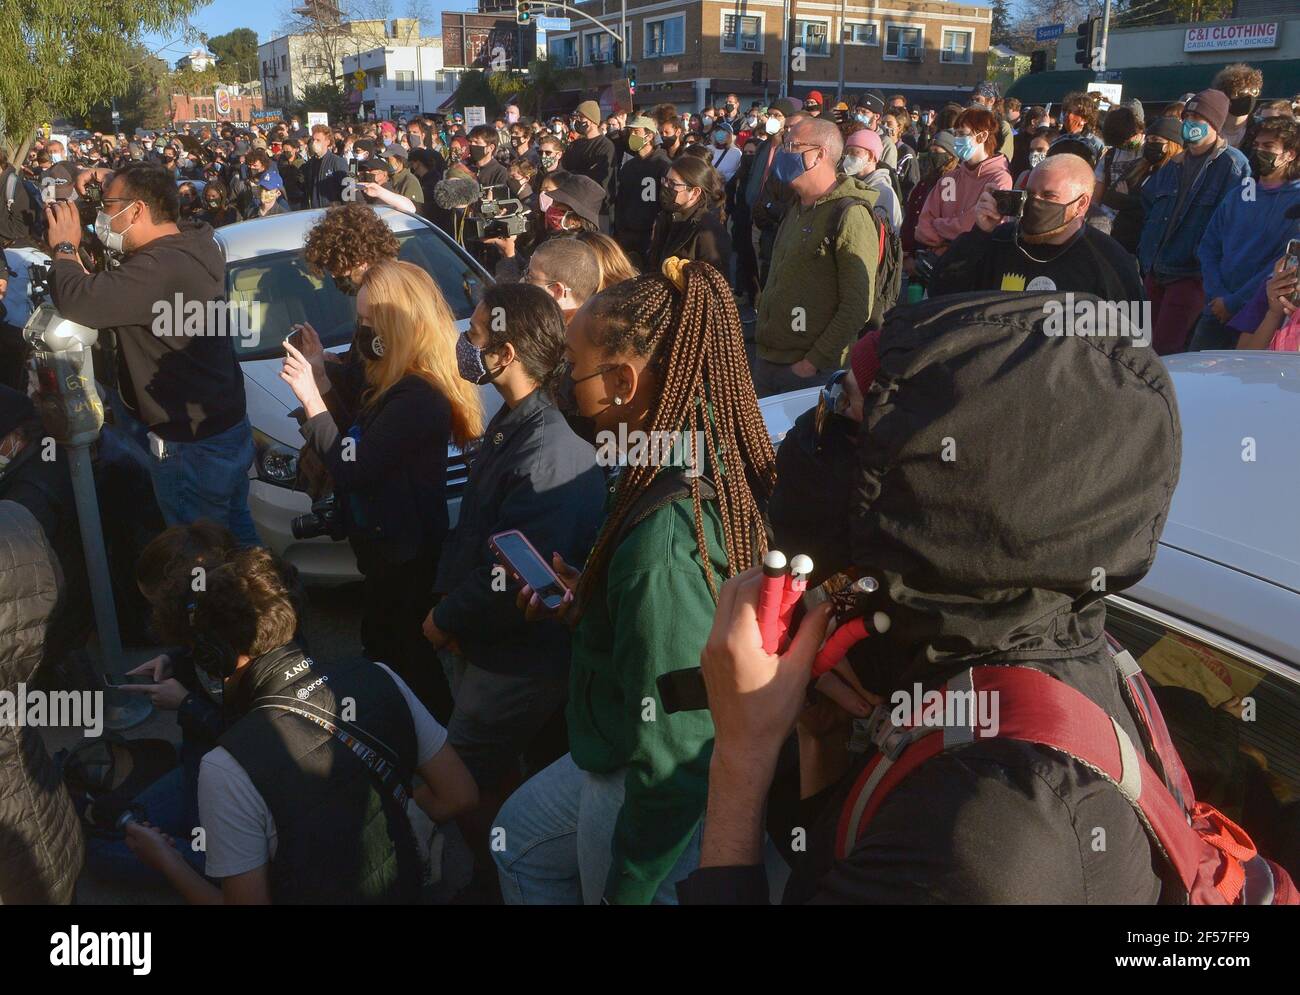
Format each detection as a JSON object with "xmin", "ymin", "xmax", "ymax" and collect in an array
[
  {"xmin": 468, "ymin": 184, "xmax": 529, "ymax": 241},
  {"xmin": 291, "ymin": 494, "xmax": 347, "ymax": 541},
  {"xmin": 993, "ymin": 189, "xmax": 1027, "ymax": 219},
  {"xmin": 76, "ymin": 178, "xmax": 104, "ymax": 227}
]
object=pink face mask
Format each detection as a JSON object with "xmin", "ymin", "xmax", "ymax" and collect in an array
[{"xmin": 538, "ymin": 191, "xmax": 553, "ymax": 213}]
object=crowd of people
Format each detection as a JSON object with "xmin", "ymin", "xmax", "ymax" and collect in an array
[{"xmin": 3, "ymin": 63, "xmax": 1300, "ymax": 907}]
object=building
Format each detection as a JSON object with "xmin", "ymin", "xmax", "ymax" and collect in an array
[
  {"xmin": 176, "ymin": 47, "xmax": 216, "ymax": 72},
  {"xmin": 1010, "ymin": 13, "xmax": 1300, "ymax": 107},
  {"xmin": 441, "ymin": 11, "xmax": 539, "ymax": 72},
  {"xmin": 170, "ymin": 85, "xmax": 266, "ymax": 124},
  {"xmin": 528, "ymin": 0, "xmax": 990, "ymax": 114},
  {"xmin": 258, "ymin": 17, "xmax": 423, "ymax": 107},
  {"xmin": 342, "ymin": 43, "xmax": 453, "ymax": 121}
]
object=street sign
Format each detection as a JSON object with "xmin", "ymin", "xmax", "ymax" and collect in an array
[
  {"xmin": 1035, "ymin": 23, "xmax": 1066, "ymax": 42},
  {"xmin": 536, "ymin": 16, "xmax": 571, "ymax": 31}
]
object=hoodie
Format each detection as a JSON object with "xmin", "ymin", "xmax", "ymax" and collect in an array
[
  {"xmin": 915, "ymin": 153, "xmax": 1012, "ymax": 252},
  {"xmin": 683, "ymin": 292, "xmax": 1182, "ymax": 904},
  {"xmin": 1197, "ymin": 177, "xmax": 1300, "ymax": 316},
  {"xmin": 51, "ymin": 223, "xmax": 246, "ymax": 442}
]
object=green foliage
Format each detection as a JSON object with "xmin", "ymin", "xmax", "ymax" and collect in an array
[
  {"xmin": 990, "ymin": 0, "xmax": 1014, "ymax": 47},
  {"xmin": 0, "ymin": 0, "xmax": 202, "ymax": 155},
  {"xmin": 208, "ymin": 27, "xmax": 259, "ymax": 84},
  {"xmin": 450, "ymin": 70, "xmax": 500, "ymax": 116},
  {"xmin": 517, "ymin": 58, "xmax": 581, "ymax": 120},
  {"xmin": 293, "ymin": 81, "xmax": 348, "ymax": 122},
  {"xmin": 1115, "ymin": 0, "xmax": 1234, "ymax": 26},
  {"xmin": 171, "ymin": 67, "xmax": 223, "ymax": 96}
]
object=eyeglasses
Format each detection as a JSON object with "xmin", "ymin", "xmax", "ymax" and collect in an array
[
  {"xmin": 813, "ymin": 369, "xmax": 854, "ymax": 451},
  {"xmin": 781, "ymin": 141, "xmax": 820, "ymax": 154},
  {"xmin": 662, "ymin": 179, "xmax": 691, "ymax": 191}
]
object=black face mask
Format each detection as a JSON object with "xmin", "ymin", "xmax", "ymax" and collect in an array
[
  {"xmin": 1229, "ymin": 94, "xmax": 1257, "ymax": 117},
  {"xmin": 658, "ymin": 187, "xmax": 680, "ymax": 210},
  {"xmin": 1020, "ymin": 193, "xmax": 1082, "ymax": 237},
  {"xmin": 1250, "ymin": 148, "xmax": 1282, "ymax": 177},
  {"xmin": 355, "ymin": 321, "xmax": 384, "ymax": 362},
  {"xmin": 1142, "ymin": 142, "xmax": 1167, "ymax": 165},
  {"xmin": 550, "ymin": 362, "xmax": 605, "ymax": 446}
]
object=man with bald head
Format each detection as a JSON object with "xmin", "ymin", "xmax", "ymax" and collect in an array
[
  {"xmin": 930, "ymin": 151, "xmax": 1144, "ymax": 305},
  {"xmin": 753, "ymin": 116, "xmax": 879, "ymax": 395}
]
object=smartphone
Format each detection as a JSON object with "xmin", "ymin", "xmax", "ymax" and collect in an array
[
  {"xmin": 286, "ymin": 326, "xmax": 305, "ymax": 350},
  {"xmin": 993, "ymin": 189, "xmax": 1027, "ymax": 219},
  {"xmin": 103, "ymin": 672, "xmax": 153, "ymax": 689},
  {"xmin": 489, "ymin": 529, "xmax": 568, "ymax": 610},
  {"xmin": 1284, "ymin": 240, "xmax": 1300, "ymax": 306}
]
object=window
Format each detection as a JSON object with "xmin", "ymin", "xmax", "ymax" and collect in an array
[
  {"xmin": 396, "ymin": 70, "xmax": 414, "ymax": 90},
  {"xmin": 644, "ymin": 15, "xmax": 685, "ymax": 58},
  {"xmin": 1105, "ymin": 597, "xmax": 1300, "ymax": 883},
  {"xmin": 585, "ymin": 31, "xmax": 616, "ymax": 65},
  {"xmin": 548, "ymin": 34, "xmax": 579, "ymax": 68},
  {"xmin": 885, "ymin": 25, "xmax": 923, "ymax": 61},
  {"xmin": 722, "ymin": 14, "xmax": 763, "ymax": 53},
  {"xmin": 794, "ymin": 19, "xmax": 829, "ymax": 57},
  {"xmin": 846, "ymin": 22, "xmax": 879, "ymax": 46},
  {"xmin": 280, "ymin": 54, "xmax": 288, "ymax": 71},
  {"xmin": 941, "ymin": 29, "xmax": 973, "ymax": 64}
]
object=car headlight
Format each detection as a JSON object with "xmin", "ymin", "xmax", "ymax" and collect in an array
[{"xmin": 252, "ymin": 428, "xmax": 300, "ymax": 488}]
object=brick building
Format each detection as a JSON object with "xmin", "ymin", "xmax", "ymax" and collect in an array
[
  {"xmin": 170, "ymin": 89, "xmax": 266, "ymax": 124},
  {"xmin": 442, "ymin": 11, "xmax": 540, "ymax": 73}
]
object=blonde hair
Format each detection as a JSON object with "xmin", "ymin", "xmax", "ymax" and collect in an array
[
  {"xmin": 574, "ymin": 231, "xmax": 640, "ymax": 290},
  {"xmin": 359, "ymin": 260, "xmax": 483, "ymax": 447}
]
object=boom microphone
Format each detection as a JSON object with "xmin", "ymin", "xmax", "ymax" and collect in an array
[{"xmin": 433, "ymin": 176, "xmax": 481, "ymax": 210}]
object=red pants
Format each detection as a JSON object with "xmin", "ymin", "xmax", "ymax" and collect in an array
[{"xmin": 1144, "ymin": 274, "xmax": 1205, "ymax": 356}]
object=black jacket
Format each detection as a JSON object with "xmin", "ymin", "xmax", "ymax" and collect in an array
[
  {"xmin": 50, "ymin": 223, "xmax": 246, "ymax": 443},
  {"xmin": 615, "ymin": 148, "xmax": 673, "ymax": 247},
  {"xmin": 303, "ymin": 151, "xmax": 349, "ymax": 208},
  {"xmin": 646, "ymin": 201, "xmax": 732, "ymax": 276},
  {"xmin": 301, "ymin": 373, "xmax": 451, "ymax": 574},
  {"xmin": 682, "ymin": 291, "xmax": 1181, "ymax": 904},
  {"xmin": 0, "ymin": 166, "xmax": 39, "ymax": 247},
  {"xmin": 561, "ymin": 134, "xmax": 617, "ymax": 210},
  {"xmin": 433, "ymin": 388, "xmax": 605, "ymax": 677}
]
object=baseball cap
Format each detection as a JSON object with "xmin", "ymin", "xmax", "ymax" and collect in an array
[
  {"xmin": 258, "ymin": 171, "xmax": 285, "ymax": 191},
  {"xmin": 627, "ymin": 115, "xmax": 656, "ymax": 131},
  {"xmin": 383, "ymin": 143, "xmax": 408, "ymax": 160}
]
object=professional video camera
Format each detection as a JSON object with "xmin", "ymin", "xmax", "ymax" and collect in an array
[
  {"xmin": 468, "ymin": 184, "xmax": 529, "ymax": 242},
  {"xmin": 77, "ymin": 177, "xmax": 104, "ymax": 227},
  {"xmin": 291, "ymin": 494, "xmax": 347, "ymax": 541}
]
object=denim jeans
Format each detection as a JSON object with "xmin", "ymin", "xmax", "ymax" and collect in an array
[
  {"xmin": 147, "ymin": 417, "xmax": 261, "ymax": 547},
  {"xmin": 1188, "ymin": 310, "xmax": 1241, "ymax": 352},
  {"xmin": 492, "ymin": 752, "xmax": 702, "ymax": 905}
]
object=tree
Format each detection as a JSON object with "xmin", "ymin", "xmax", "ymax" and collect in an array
[
  {"xmin": 450, "ymin": 71, "xmax": 500, "ymax": 116},
  {"xmin": 208, "ymin": 28, "xmax": 260, "ymax": 84},
  {"xmin": 294, "ymin": 81, "xmax": 349, "ymax": 122},
  {"xmin": 1114, "ymin": 0, "xmax": 1233, "ymax": 27},
  {"xmin": 991, "ymin": 0, "xmax": 1015, "ymax": 48},
  {"xmin": 518, "ymin": 58, "xmax": 581, "ymax": 120},
  {"xmin": 0, "ymin": 0, "xmax": 203, "ymax": 159},
  {"xmin": 171, "ymin": 67, "xmax": 223, "ymax": 96}
]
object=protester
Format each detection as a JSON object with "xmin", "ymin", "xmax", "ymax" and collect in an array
[
  {"xmin": 493, "ymin": 258, "xmax": 776, "ymax": 905},
  {"xmin": 752, "ymin": 117, "xmax": 877, "ymax": 396},
  {"xmin": 280, "ymin": 260, "xmax": 482, "ymax": 720},
  {"xmin": 384, "ymin": 144, "xmax": 425, "ymax": 207},
  {"xmin": 255, "ymin": 172, "xmax": 289, "ymax": 217},
  {"xmin": 561, "ymin": 101, "xmax": 617, "ymax": 221},
  {"xmin": 915, "ymin": 107, "xmax": 1012, "ymax": 255},
  {"xmin": 1138, "ymin": 90, "xmax": 1251, "ymax": 354},
  {"xmin": 520, "ymin": 237, "xmax": 602, "ymax": 323},
  {"xmin": 303, "ymin": 124, "xmax": 348, "ymax": 208},
  {"xmin": 1235, "ymin": 250, "xmax": 1300, "ymax": 350},
  {"xmin": 646, "ymin": 157, "xmax": 731, "ymax": 276},
  {"xmin": 613, "ymin": 114, "xmax": 672, "ymax": 266},
  {"xmin": 466, "ymin": 125, "xmax": 511, "ymax": 190},
  {"xmin": 840, "ymin": 127, "xmax": 902, "ymax": 231},
  {"xmin": 198, "ymin": 180, "xmax": 239, "ymax": 228},
  {"xmin": 1213, "ymin": 64, "xmax": 1264, "ymax": 149}
]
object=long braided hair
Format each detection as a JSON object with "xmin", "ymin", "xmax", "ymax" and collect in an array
[{"xmin": 575, "ymin": 259, "xmax": 776, "ymax": 607}]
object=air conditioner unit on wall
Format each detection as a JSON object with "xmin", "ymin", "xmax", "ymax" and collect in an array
[
  {"xmin": 742, "ymin": 39, "xmax": 757, "ymax": 51},
  {"xmin": 900, "ymin": 45, "xmax": 921, "ymax": 60}
]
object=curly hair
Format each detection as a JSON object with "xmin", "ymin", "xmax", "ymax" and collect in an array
[
  {"xmin": 1062, "ymin": 91, "xmax": 1100, "ymax": 135},
  {"xmin": 1213, "ymin": 63, "xmax": 1264, "ymax": 98},
  {"xmin": 303, "ymin": 203, "xmax": 400, "ymax": 278}
]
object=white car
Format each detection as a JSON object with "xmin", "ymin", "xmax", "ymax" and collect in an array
[{"xmin": 217, "ymin": 207, "xmax": 501, "ymax": 584}]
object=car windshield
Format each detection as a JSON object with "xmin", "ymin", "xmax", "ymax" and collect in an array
[{"xmin": 226, "ymin": 226, "xmax": 485, "ymax": 361}]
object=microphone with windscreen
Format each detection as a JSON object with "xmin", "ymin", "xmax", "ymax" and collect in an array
[{"xmin": 433, "ymin": 175, "xmax": 481, "ymax": 211}]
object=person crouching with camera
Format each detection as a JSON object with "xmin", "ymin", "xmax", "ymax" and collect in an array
[
  {"xmin": 279, "ymin": 260, "xmax": 483, "ymax": 722},
  {"xmin": 124, "ymin": 546, "xmax": 478, "ymax": 903}
]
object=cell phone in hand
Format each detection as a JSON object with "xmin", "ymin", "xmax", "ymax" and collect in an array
[
  {"xmin": 103, "ymin": 672, "xmax": 153, "ymax": 689},
  {"xmin": 489, "ymin": 529, "xmax": 567, "ymax": 610},
  {"xmin": 993, "ymin": 189, "xmax": 1027, "ymax": 219},
  {"xmin": 1284, "ymin": 240, "xmax": 1300, "ymax": 307},
  {"xmin": 286, "ymin": 326, "xmax": 305, "ymax": 350}
]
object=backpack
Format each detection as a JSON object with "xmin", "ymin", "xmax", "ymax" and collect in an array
[
  {"xmin": 835, "ymin": 644, "xmax": 1299, "ymax": 905},
  {"xmin": 830, "ymin": 197, "xmax": 903, "ymax": 333},
  {"xmin": 3, "ymin": 169, "xmax": 45, "ymax": 245}
]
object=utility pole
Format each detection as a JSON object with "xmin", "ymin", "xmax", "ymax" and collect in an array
[
  {"xmin": 1096, "ymin": 0, "xmax": 1112, "ymax": 79},
  {"xmin": 780, "ymin": 0, "xmax": 790, "ymax": 98},
  {"xmin": 836, "ymin": 0, "xmax": 847, "ymax": 103}
]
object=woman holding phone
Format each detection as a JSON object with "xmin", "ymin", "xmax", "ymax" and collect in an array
[
  {"xmin": 280, "ymin": 259, "xmax": 482, "ymax": 720},
  {"xmin": 491, "ymin": 258, "xmax": 777, "ymax": 905}
]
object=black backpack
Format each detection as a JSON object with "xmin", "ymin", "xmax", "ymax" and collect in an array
[{"xmin": 829, "ymin": 197, "xmax": 904, "ymax": 333}]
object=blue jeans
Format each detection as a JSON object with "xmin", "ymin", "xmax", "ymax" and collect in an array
[
  {"xmin": 491, "ymin": 752, "xmax": 701, "ymax": 905},
  {"xmin": 147, "ymin": 418, "xmax": 260, "ymax": 547},
  {"xmin": 1188, "ymin": 311, "xmax": 1240, "ymax": 352}
]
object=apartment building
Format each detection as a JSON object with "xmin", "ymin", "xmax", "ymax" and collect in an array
[
  {"xmin": 341, "ymin": 43, "xmax": 458, "ymax": 121},
  {"xmin": 539, "ymin": 0, "xmax": 991, "ymax": 112},
  {"xmin": 258, "ymin": 18, "xmax": 423, "ymax": 106}
]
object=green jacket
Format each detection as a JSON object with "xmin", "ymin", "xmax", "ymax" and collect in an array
[
  {"xmin": 756, "ymin": 175, "xmax": 879, "ymax": 371},
  {"xmin": 567, "ymin": 477, "xmax": 724, "ymax": 904}
]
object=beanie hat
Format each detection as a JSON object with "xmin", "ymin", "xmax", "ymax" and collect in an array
[{"xmin": 1184, "ymin": 89, "xmax": 1229, "ymax": 133}]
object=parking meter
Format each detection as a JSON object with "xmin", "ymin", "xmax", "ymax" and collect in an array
[{"xmin": 23, "ymin": 263, "xmax": 150, "ymax": 728}]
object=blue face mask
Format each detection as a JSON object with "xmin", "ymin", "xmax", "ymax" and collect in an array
[
  {"xmin": 1181, "ymin": 119, "xmax": 1210, "ymax": 144},
  {"xmin": 952, "ymin": 135, "xmax": 978, "ymax": 161},
  {"xmin": 772, "ymin": 146, "xmax": 814, "ymax": 184},
  {"xmin": 855, "ymin": 114, "xmax": 872, "ymax": 127}
]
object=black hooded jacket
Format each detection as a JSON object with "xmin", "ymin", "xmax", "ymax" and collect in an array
[{"xmin": 683, "ymin": 292, "xmax": 1182, "ymax": 904}]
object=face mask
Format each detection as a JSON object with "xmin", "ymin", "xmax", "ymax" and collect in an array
[
  {"xmin": 952, "ymin": 135, "xmax": 977, "ymax": 161},
  {"xmin": 840, "ymin": 154, "xmax": 867, "ymax": 176},
  {"xmin": 1182, "ymin": 119, "xmax": 1210, "ymax": 145},
  {"xmin": 713, "ymin": 131, "xmax": 729, "ymax": 146},
  {"xmin": 772, "ymin": 147, "xmax": 814, "ymax": 184},
  {"xmin": 627, "ymin": 132, "xmax": 647, "ymax": 153},
  {"xmin": 1250, "ymin": 148, "xmax": 1282, "ymax": 177},
  {"xmin": 1142, "ymin": 142, "xmax": 1166, "ymax": 165},
  {"xmin": 746, "ymin": 116, "xmax": 757, "ymax": 128},
  {"xmin": 94, "ymin": 201, "xmax": 138, "ymax": 254},
  {"xmin": 355, "ymin": 321, "xmax": 385, "ymax": 361},
  {"xmin": 764, "ymin": 117, "xmax": 782, "ymax": 136},
  {"xmin": 552, "ymin": 123, "xmax": 565, "ymax": 135},
  {"xmin": 1229, "ymin": 94, "xmax": 1257, "ymax": 117},
  {"xmin": 544, "ymin": 203, "xmax": 572, "ymax": 232},
  {"xmin": 1020, "ymin": 192, "xmax": 1082, "ymax": 237},
  {"xmin": 456, "ymin": 331, "xmax": 501, "ymax": 385},
  {"xmin": 855, "ymin": 114, "xmax": 872, "ymax": 127},
  {"xmin": 538, "ymin": 191, "xmax": 554, "ymax": 213},
  {"xmin": 658, "ymin": 185, "xmax": 681, "ymax": 210},
  {"xmin": 551, "ymin": 362, "xmax": 605, "ymax": 446},
  {"xmin": 1028, "ymin": 150, "xmax": 1047, "ymax": 169},
  {"xmin": 50, "ymin": 153, "xmax": 64, "ymax": 164},
  {"xmin": 540, "ymin": 153, "xmax": 559, "ymax": 170}
]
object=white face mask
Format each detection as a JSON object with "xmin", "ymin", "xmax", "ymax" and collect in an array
[
  {"xmin": 94, "ymin": 201, "xmax": 138, "ymax": 254},
  {"xmin": 765, "ymin": 117, "xmax": 782, "ymax": 136},
  {"xmin": 746, "ymin": 116, "xmax": 757, "ymax": 128},
  {"xmin": 841, "ymin": 154, "xmax": 868, "ymax": 176}
]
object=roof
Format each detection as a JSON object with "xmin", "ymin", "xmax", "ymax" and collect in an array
[{"xmin": 213, "ymin": 205, "xmax": 432, "ymax": 262}]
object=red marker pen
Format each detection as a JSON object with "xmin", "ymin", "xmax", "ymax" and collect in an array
[
  {"xmin": 812, "ymin": 611, "xmax": 891, "ymax": 679},
  {"xmin": 758, "ymin": 550, "xmax": 788, "ymax": 654},
  {"xmin": 778, "ymin": 554, "xmax": 814, "ymax": 652}
]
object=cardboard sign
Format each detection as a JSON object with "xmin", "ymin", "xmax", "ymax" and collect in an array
[
  {"xmin": 611, "ymin": 80, "xmax": 633, "ymax": 114},
  {"xmin": 1086, "ymin": 82, "xmax": 1122, "ymax": 109},
  {"xmin": 307, "ymin": 112, "xmax": 329, "ymax": 128},
  {"xmin": 465, "ymin": 106, "xmax": 487, "ymax": 127}
]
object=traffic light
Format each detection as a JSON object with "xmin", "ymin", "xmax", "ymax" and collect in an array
[
  {"xmin": 1030, "ymin": 50, "xmax": 1047, "ymax": 74},
  {"xmin": 627, "ymin": 63, "xmax": 636, "ymax": 93},
  {"xmin": 1074, "ymin": 17, "xmax": 1102, "ymax": 67},
  {"xmin": 516, "ymin": 0, "xmax": 532, "ymax": 26}
]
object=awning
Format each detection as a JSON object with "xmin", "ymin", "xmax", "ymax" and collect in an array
[{"xmin": 1007, "ymin": 61, "xmax": 1300, "ymax": 109}]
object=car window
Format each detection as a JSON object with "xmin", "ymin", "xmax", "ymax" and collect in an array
[
  {"xmin": 1106, "ymin": 602, "xmax": 1300, "ymax": 880},
  {"xmin": 226, "ymin": 227, "xmax": 485, "ymax": 361}
]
